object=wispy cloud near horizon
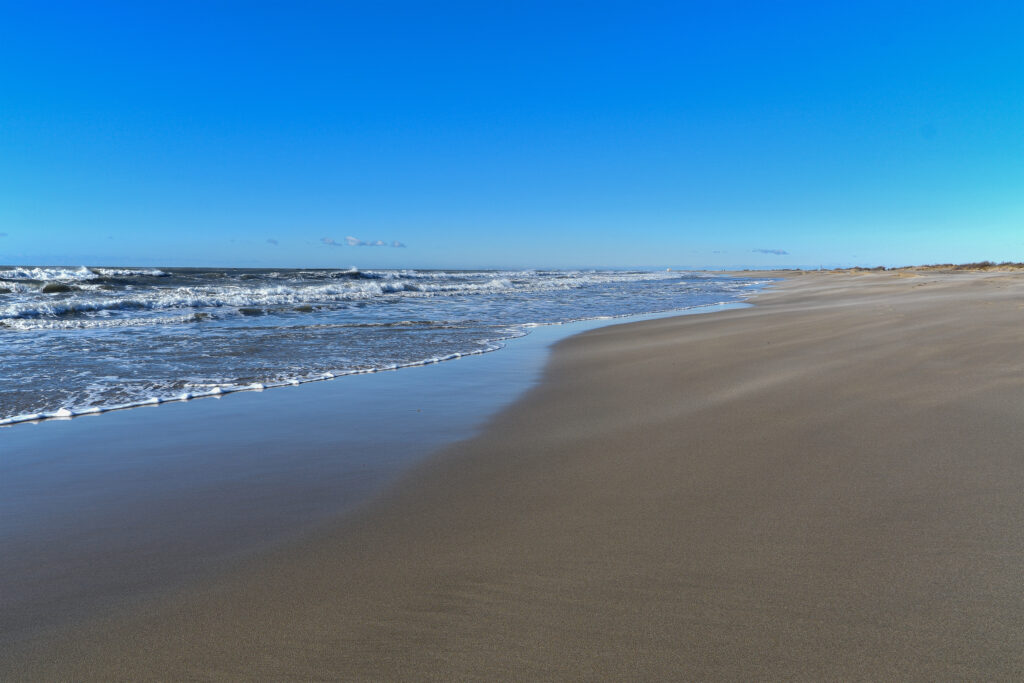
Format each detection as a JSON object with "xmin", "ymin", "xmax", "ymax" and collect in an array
[
  {"xmin": 266, "ymin": 238, "xmax": 278, "ymax": 245},
  {"xmin": 323, "ymin": 236, "xmax": 406, "ymax": 248},
  {"xmin": 753, "ymin": 248, "xmax": 789, "ymax": 255}
]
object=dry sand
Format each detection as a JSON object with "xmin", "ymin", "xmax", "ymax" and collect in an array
[{"xmin": 6, "ymin": 271, "xmax": 1024, "ymax": 679}]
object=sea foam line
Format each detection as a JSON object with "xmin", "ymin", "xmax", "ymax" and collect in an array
[
  {"xmin": 0, "ymin": 297, "xmax": 760, "ymax": 428},
  {"xmin": 0, "ymin": 342, "xmax": 509, "ymax": 426}
]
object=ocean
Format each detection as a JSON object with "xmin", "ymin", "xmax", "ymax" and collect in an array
[{"xmin": 0, "ymin": 266, "xmax": 766, "ymax": 425}]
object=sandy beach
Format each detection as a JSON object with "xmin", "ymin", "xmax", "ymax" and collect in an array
[{"xmin": 5, "ymin": 270, "xmax": 1024, "ymax": 679}]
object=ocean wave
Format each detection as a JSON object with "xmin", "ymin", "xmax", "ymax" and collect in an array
[
  {"xmin": 0, "ymin": 312, "xmax": 209, "ymax": 330},
  {"xmin": 0, "ymin": 282, "xmax": 36, "ymax": 294},
  {"xmin": 0, "ymin": 266, "xmax": 171, "ymax": 282},
  {"xmin": 0, "ymin": 271, "xmax": 704, "ymax": 324},
  {"xmin": 0, "ymin": 266, "xmax": 98, "ymax": 281},
  {"xmin": 0, "ymin": 277, "xmax": 531, "ymax": 321},
  {"xmin": 93, "ymin": 268, "xmax": 169, "ymax": 277}
]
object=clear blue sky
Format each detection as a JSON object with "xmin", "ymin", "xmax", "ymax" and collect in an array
[{"xmin": 1, "ymin": 1, "xmax": 1021, "ymax": 269}]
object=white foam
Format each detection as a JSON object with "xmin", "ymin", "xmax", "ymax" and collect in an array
[
  {"xmin": 0, "ymin": 266, "xmax": 97, "ymax": 281},
  {"xmin": 94, "ymin": 268, "xmax": 168, "ymax": 277},
  {"xmin": 0, "ymin": 268, "xmax": 693, "ymax": 327},
  {"xmin": 0, "ymin": 413, "xmax": 42, "ymax": 425}
]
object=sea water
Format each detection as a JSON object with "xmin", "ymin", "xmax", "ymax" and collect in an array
[{"xmin": 0, "ymin": 266, "xmax": 766, "ymax": 425}]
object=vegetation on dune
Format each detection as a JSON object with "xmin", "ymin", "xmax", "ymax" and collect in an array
[
  {"xmin": 836, "ymin": 261, "xmax": 1024, "ymax": 273},
  {"xmin": 906, "ymin": 261, "xmax": 1024, "ymax": 271}
]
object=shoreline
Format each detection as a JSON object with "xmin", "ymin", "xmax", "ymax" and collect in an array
[
  {"xmin": 1, "ymin": 267, "xmax": 760, "ymax": 429},
  {"xmin": 0, "ymin": 295, "xmax": 757, "ymax": 429},
  {"xmin": 0, "ymin": 299, "xmax": 752, "ymax": 653},
  {"xmin": 8, "ymin": 270, "xmax": 1024, "ymax": 678}
]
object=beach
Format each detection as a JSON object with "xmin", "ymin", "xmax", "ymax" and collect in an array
[{"xmin": 5, "ymin": 270, "xmax": 1024, "ymax": 679}]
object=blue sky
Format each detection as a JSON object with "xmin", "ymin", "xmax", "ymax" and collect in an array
[{"xmin": 1, "ymin": 1, "xmax": 1021, "ymax": 269}]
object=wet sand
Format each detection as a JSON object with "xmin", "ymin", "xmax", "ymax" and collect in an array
[{"xmin": 6, "ymin": 271, "xmax": 1024, "ymax": 679}]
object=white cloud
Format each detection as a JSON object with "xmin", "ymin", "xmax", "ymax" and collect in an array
[
  {"xmin": 323, "ymin": 235, "xmax": 406, "ymax": 248},
  {"xmin": 753, "ymin": 248, "xmax": 789, "ymax": 255}
]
